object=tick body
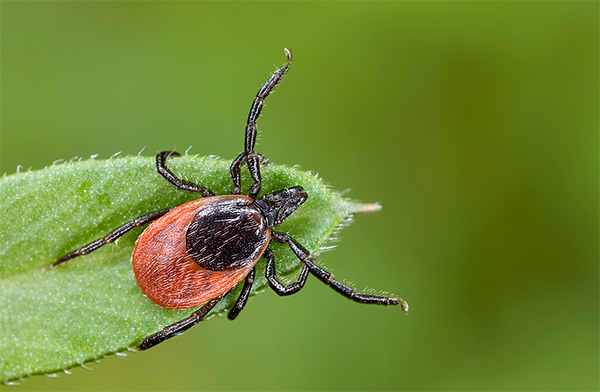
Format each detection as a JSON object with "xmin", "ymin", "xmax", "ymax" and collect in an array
[
  {"xmin": 133, "ymin": 196, "xmax": 269, "ymax": 309},
  {"xmin": 54, "ymin": 49, "xmax": 408, "ymax": 350}
]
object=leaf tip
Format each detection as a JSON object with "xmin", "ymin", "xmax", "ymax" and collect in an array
[
  {"xmin": 400, "ymin": 299, "xmax": 409, "ymax": 314},
  {"xmin": 350, "ymin": 202, "xmax": 382, "ymax": 214}
]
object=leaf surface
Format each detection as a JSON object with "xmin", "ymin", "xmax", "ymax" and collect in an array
[{"xmin": 0, "ymin": 155, "xmax": 376, "ymax": 383}]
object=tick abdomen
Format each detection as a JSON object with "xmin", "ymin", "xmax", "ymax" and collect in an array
[{"xmin": 132, "ymin": 196, "xmax": 270, "ymax": 310}]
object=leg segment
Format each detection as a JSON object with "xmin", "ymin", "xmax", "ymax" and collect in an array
[
  {"xmin": 230, "ymin": 49, "xmax": 292, "ymax": 198},
  {"xmin": 139, "ymin": 293, "xmax": 227, "ymax": 350},
  {"xmin": 157, "ymin": 151, "xmax": 214, "ymax": 196},
  {"xmin": 227, "ymin": 268, "xmax": 255, "ymax": 320},
  {"xmin": 271, "ymin": 232, "xmax": 409, "ymax": 313},
  {"xmin": 265, "ymin": 248, "xmax": 310, "ymax": 295},
  {"xmin": 53, "ymin": 208, "xmax": 172, "ymax": 267}
]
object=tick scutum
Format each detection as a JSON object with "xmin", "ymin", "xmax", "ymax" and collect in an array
[{"xmin": 186, "ymin": 195, "xmax": 270, "ymax": 271}]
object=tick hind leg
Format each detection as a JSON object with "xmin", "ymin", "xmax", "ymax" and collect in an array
[
  {"xmin": 140, "ymin": 269, "xmax": 258, "ymax": 350},
  {"xmin": 230, "ymin": 49, "xmax": 292, "ymax": 199},
  {"xmin": 271, "ymin": 232, "xmax": 409, "ymax": 313},
  {"xmin": 139, "ymin": 293, "xmax": 228, "ymax": 350},
  {"xmin": 53, "ymin": 208, "xmax": 172, "ymax": 267}
]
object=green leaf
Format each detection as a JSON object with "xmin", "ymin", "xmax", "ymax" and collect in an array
[{"xmin": 0, "ymin": 155, "xmax": 381, "ymax": 384}]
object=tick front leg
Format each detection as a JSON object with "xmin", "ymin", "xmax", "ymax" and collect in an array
[
  {"xmin": 230, "ymin": 152, "xmax": 266, "ymax": 198},
  {"xmin": 53, "ymin": 208, "xmax": 172, "ymax": 267},
  {"xmin": 230, "ymin": 49, "xmax": 292, "ymax": 198},
  {"xmin": 271, "ymin": 232, "xmax": 409, "ymax": 313},
  {"xmin": 139, "ymin": 293, "xmax": 227, "ymax": 350},
  {"xmin": 265, "ymin": 248, "xmax": 310, "ymax": 295}
]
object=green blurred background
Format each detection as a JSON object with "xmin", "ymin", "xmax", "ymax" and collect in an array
[{"xmin": 2, "ymin": 1, "xmax": 597, "ymax": 391}]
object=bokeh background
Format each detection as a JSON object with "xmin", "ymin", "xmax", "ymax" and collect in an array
[{"xmin": 2, "ymin": 1, "xmax": 597, "ymax": 391}]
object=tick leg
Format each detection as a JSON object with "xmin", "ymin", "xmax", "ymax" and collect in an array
[
  {"xmin": 53, "ymin": 208, "xmax": 172, "ymax": 267},
  {"xmin": 227, "ymin": 268, "xmax": 255, "ymax": 320},
  {"xmin": 157, "ymin": 151, "xmax": 214, "ymax": 196},
  {"xmin": 230, "ymin": 49, "xmax": 292, "ymax": 198},
  {"xmin": 271, "ymin": 232, "xmax": 409, "ymax": 313},
  {"xmin": 139, "ymin": 293, "xmax": 227, "ymax": 350},
  {"xmin": 265, "ymin": 248, "xmax": 310, "ymax": 295}
]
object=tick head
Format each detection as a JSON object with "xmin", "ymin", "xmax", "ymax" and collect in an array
[{"xmin": 254, "ymin": 186, "xmax": 308, "ymax": 227}]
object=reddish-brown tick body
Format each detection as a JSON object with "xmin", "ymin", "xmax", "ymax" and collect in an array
[{"xmin": 133, "ymin": 195, "xmax": 270, "ymax": 309}]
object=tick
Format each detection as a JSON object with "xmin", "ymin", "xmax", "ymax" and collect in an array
[{"xmin": 53, "ymin": 49, "xmax": 408, "ymax": 350}]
